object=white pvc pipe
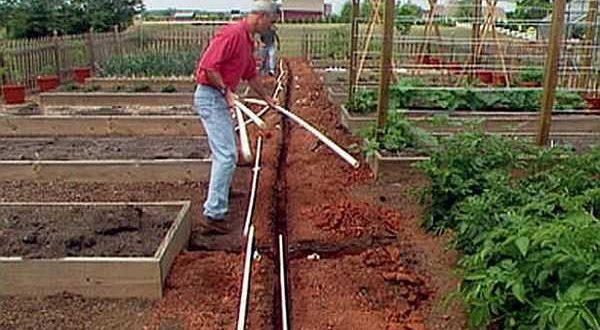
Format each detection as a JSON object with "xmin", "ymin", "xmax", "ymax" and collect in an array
[
  {"xmin": 234, "ymin": 100, "xmax": 266, "ymax": 129},
  {"xmin": 234, "ymin": 106, "xmax": 253, "ymax": 162},
  {"xmin": 243, "ymin": 136, "xmax": 263, "ymax": 237},
  {"xmin": 243, "ymin": 99, "xmax": 360, "ymax": 169},
  {"xmin": 279, "ymin": 234, "xmax": 289, "ymax": 330},
  {"xmin": 235, "ymin": 71, "xmax": 286, "ymax": 131},
  {"xmin": 236, "ymin": 224, "xmax": 255, "ymax": 330}
]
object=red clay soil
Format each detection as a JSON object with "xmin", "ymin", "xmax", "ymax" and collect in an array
[
  {"xmin": 144, "ymin": 251, "xmax": 242, "ymax": 329},
  {"xmin": 278, "ymin": 58, "xmax": 466, "ymax": 329}
]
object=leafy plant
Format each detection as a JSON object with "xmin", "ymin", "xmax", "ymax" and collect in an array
[
  {"xmin": 359, "ymin": 111, "xmax": 436, "ymax": 156},
  {"xmin": 418, "ymin": 131, "xmax": 600, "ymax": 329},
  {"xmin": 131, "ymin": 84, "xmax": 152, "ymax": 92},
  {"xmin": 160, "ymin": 84, "xmax": 177, "ymax": 93},
  {"xmin": 98, "ymin": 49, "xmax": 199, "ymax": 77},
  {"xmin": 518, "ymin": 67, "xmax": 544, "ymax": 85},
  {"xmin": 345, "ymin": 89, "xmax": 377, "ymax": 114}
]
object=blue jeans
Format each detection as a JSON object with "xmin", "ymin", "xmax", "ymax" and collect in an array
[
  {"xmin": 193, "ymin": 85, "xmax": 238, "ymax": 220},
  {"xmin": 261, "ymin": 44, "xmax": 276, "ymax": 74}
]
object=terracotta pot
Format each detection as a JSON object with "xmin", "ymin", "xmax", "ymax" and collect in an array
[
  {"xmin": 478, "ymin": 71, "xmax": 494, "ymax": 85},
  {"xmin": 37, "ymin": 75, "xmax": 59, "ymax": 92},
  {"xmin": 446, "ymin": 62, "xmax": 462, "ymax": 73},
  {"xmin": 584, "ymin": 95, "xmax": 600, "ymax": 110},
  {"xmin": 2, "ymin": 84, "xmax": 26, "ymax": 104},
  {"xmin": 73, "ymin": 67, "xmax": 92, "ymax": 83},
  {"xmin": 419, "ymin": 55, "xmax": 431, "ymax": 65},
  {"xmin": 494, "ymin": 72, "xmax": 509, "ymax": 86},
  {"xmin": 429, "ymin": 58, "xmax": 441, "ymax": 67}
]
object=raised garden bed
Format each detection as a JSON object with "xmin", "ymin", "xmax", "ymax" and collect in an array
[
  {"xmin": 340, "ymin": 105, "xmax": 600, "ymax": 134},
  {"xmin": 0, "ymin": 137, "xmax": 213, "ymax": 182},
  {"xmin": 0, "ymin": 201, "xmax": 191, "ymax": 299},
  {"xmin": 40, "ymin": 92, "xmax": 193, "ymax": 108},
  {"xmin": 85, "ymin": 77, "xmax": 195, "ymax": 93},
  {"xmin": 0, "ymin": 115, "xmax": 203, "ymax": 137},
  {"xmin": 367, "ymin": 132, "xmax": 600, "ymax": 181}
]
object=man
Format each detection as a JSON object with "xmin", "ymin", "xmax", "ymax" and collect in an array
[
  {"xmin": 259, "ymin": 25, "xmax": 280, "ymax": 76},
  {"xmin": 194, "ymin": 1, "xmax": 278, "ymax": 234}
]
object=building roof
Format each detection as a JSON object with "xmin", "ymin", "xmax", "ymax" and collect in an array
[
  {"xmin": 282, "ymin": 0, "xmax": 324, "ymax": 12},
  {"xmin": 173, "ymin": 12, "xmax": 195, "ymax": 18}
]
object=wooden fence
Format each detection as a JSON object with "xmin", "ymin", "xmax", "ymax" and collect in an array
[{"xmin": 0, "ymin": 25, "xmax": 218, "ymax": 94}]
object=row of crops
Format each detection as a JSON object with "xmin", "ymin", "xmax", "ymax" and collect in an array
[
  {"xmin": 359, "ymin": 113, "xmax": 600, "ymax": 329},
  {"xmin": 345, "ymin": 77, "xmax": 587, "ymax": 114},
  {"xmin": 96, "ymin": 48, "xmax": 200, "ymax": 78}
]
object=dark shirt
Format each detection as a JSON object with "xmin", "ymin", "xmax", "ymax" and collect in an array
[{"xmin": 260, "ymin": 29, "xmax": 277, "ymax": 46}]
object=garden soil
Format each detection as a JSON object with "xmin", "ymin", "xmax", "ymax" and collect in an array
[{"xmin": 0, "ymin": 59, "xmax": 465, "ymax": 329}]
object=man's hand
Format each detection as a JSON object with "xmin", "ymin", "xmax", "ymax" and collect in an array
[{"xmin": 225, "ymin": 88, "xmax": 235, "ymax": 109}]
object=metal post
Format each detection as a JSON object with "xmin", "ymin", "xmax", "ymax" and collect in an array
[
  {"xmin": 536, "ymin": 0, "xmax": 567, "ymax": 146},
  {"xmin": 579, "ymin": 0, "xmax": 598, "ymax": 89},
  {"xmin": 349, "ymin": 0, "xmax": 360, "ymax": 101},
  {"xmin": 376, "ymin": 0, "xmax": 395, "ymax": 133}
]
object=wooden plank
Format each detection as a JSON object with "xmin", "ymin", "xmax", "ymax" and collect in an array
[
  {"xmin": 0, "ymin": 258, "xmax": 161, "ymax": 298},
  {"xmin": 339, "ymin": 105, "xmax": 600, "ymax": 134},
  {"xmin": 0, "ymin": 159, "xmax": 211, "ymax": 182},
  {"xmin": 85, "ymin": 77, "xmax": 195, "ymax": 92},
  {"xmin": 0, "ymin": 116, "xmax": 204, "ymax": 137},
  {"xmin": 157, "ymin": 201, "xmax": 192, "ymax": 284},
  {"xmin": 367, "ymin": 151, "xmax": 428, "ymax": 182},
  {"xmin": 40, "ymin": 92, "xmax": 194, "ymax": 108}
]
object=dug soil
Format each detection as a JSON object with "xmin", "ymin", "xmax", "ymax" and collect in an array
[
  {"xmin": 0, "ymin": 204, "xmax": 178, "ymax": 258},
  {"xmin": 0, "ymin": 137, "xmax": 209, "ymax": 160}
]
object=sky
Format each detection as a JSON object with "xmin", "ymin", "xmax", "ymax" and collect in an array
[{"xmin": 142, "ymin": 0, "xmax": 515, "ymax": 15}]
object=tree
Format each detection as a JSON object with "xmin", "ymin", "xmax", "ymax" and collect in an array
[
  {"xmin": 512, "ymin": 0, "xmax": 551, "ymax": 20},
  {"xmin": 2, "ymin": 0, "xmax": 144, "ymax": 39},
  {"xmin": 339, "ymin": 0, "xmax": 352, "ymax": 23},
  {"xmin": 396, "ymin": 3, "xmax": 422, "ymax": 35}
]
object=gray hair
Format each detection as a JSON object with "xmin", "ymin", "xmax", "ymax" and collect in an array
[{"xmin": 250, "ymin": 1, "xmax": 279, "ymax": 14}]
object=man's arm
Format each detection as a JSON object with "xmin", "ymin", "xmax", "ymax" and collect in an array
[
  {"xmin": 204, "ymin": 69, "xmax": 234, "ymax": 107},
  {"xmin": 247, "ymin": 77, "xmax": 277, "ymax": 108}
]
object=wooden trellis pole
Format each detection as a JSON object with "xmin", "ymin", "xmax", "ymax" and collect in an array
[
  {"xmin": 470, "ymin": 0, "xmax": 483, "ymax": 76},
  {"xmin": 416, "ymin": 0, "xmax": 442, "ymax": 63},
  {"xmin": 475, "ymin": 0, "xmax": 510, "ymax": 87},
  {"xmin": 349, "ymin": 0, "xmax": 360, "ymax": 101},
  {"xmin": 579, "ymin": 0, "xmax": 598, "ymax": 90},
  {"xmin": 537, "ymin": 0, "xmax": 567, "ymax": 146},
  {"xmin": 376, "ymin": 0, "xmax": 395, "ymax": 135}
]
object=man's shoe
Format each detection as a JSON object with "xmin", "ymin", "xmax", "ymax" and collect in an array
[
  {"xmin": 199, "ymin": 217, "xmax": 231, "ymax": 235},
  {"xmin": 268, "ymin": 71, "xmax": 275, "ymax": 77}
]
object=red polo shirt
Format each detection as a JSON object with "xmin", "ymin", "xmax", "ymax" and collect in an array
[{"xmin": 195, "ymin": 20, "xmax": 257, "ymax": 90}]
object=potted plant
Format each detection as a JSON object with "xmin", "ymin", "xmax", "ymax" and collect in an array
[
  {"xmin": 477, "ymin": 70, "xmax": 494, "ymax": 85},
  {"xmin": 583, "ymin": 93, "xmax": 600, "ymax": 110},
  {"xmin": 72, "ymin": 45, "xmax": 92, "ymax": 83},
  {"xmin": 518, "ymin": 67, "xmax": 543, "ymax": 87},
  {"xmin": 36, "ymin": 65, "xmax": 60, "ymax": 92},
  {"xmin": 1, "ymin": 67, "xmax": 26, "ymax": 104}
]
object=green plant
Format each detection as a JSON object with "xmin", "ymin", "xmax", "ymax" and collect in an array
[
  {"xmin": 131, "ymin": 84, "xmax": 152, "ymax": 92},
  {"xmin": 98, "ymin": 49, "xmax": 199, "ymax": 77},
  {"xmin": 82, "ymin": 84, "xmax": 101, "ymax": 92},
  {"xmin": 72, "ymin": 43, "xmax": 89, "ymax": 67},
  {"xmin": 519, "ymin": 67, "xmax": 544, "ymax": 85},
  {"xmin": 160, "ymin": 84, "xmax": 177, "ymax": 93},
  {"xmin": 345, "ymin": 89, "xmax": 377, "ymax": 113},
  {"xmin": 417, "ymin": 131, "xmax": 600, "ymax": 329},
  {"xmin": 359, "ymin": 111, "xmax": 436, "ymax": 156},
  {"xmin": 38, "ymin": 64, "xmax": 56, "ymax": 76}
]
